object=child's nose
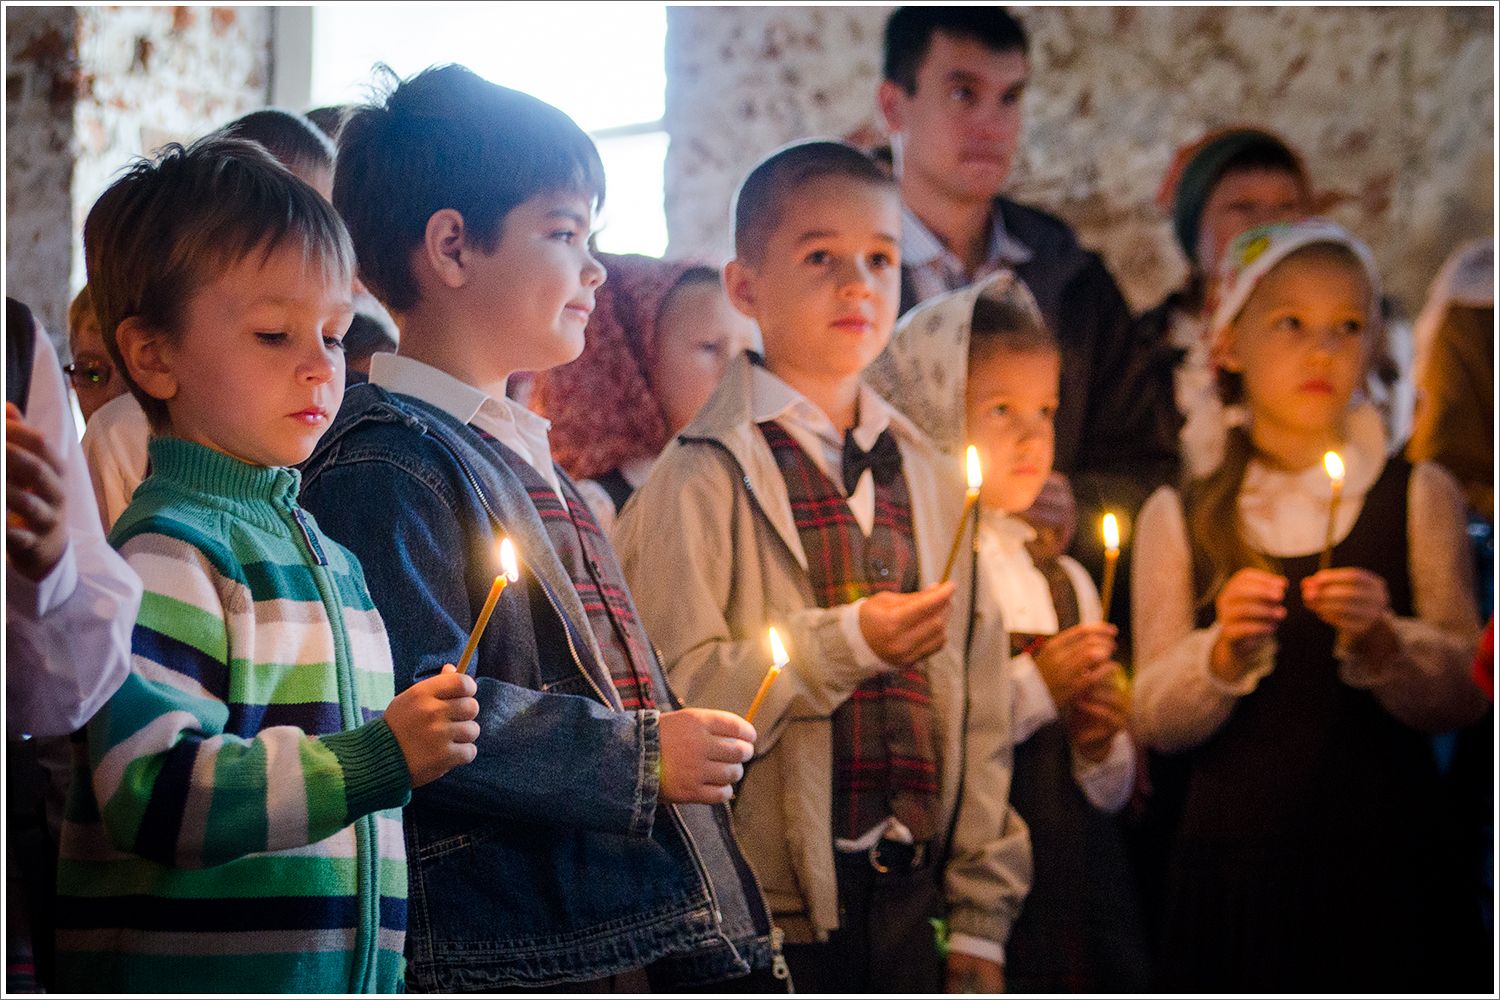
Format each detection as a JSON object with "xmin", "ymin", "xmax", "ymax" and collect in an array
[
  {"xmin": 583, "ymin": 252, "xmax": 607, "ymax": 288},
  {"xmin": 837, "ymin": 260, "xmax": 876, "ymax": 297},
  {"xmin": 299, "ymin": 343, "xmax": 337, "ymax": 384}
]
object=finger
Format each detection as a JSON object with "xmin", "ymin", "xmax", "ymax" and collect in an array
[
  {"xmin": 445, "ymin": 696, "xmax": 480, "ymax": 721},
  {"xmin": 706, "ymin": 736, "xmax": 754, "ymax": 764},
  {"xmin": 702, "ymin": 710, "xmax": 757, "ymax": 743},
  {"xmin": 426, "ymin": 670, "xmax": 478, "ymax": 698},
  {"xmin": 7, "ymin": 487, "xmax": 59, "ymax": 530},
  {"xmin": 450, "ymin": 719, "xmax": 481, "ymax": 743},
  {"xmin": 1223, "ymin": 621, "xmax": 1278, "ymax": 643},
  {"xmin": 451, "ymin": 741, "xmax": 479, "ymax": 765},
  {"xmin": 7, "ymin": 526, "xmax": 39, "ymax": 552},
  {"xmin": 441, "ymin": 662, "xmax": 457, "ymax": 674},
  {"xmin": 700, "ymin": 761, "xmax": 745, "ymax": 786}
]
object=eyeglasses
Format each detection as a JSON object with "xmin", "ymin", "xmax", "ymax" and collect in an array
[{"xmin": 63, "ymin": 358, "xmax": 113, "ymax": 390}]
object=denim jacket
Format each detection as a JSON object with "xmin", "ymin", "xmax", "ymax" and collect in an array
[{"xmin": 299, "ymin": 383, "xmax": 777, "ymax": 990}]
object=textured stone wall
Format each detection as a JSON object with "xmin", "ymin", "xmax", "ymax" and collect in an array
[
  {"xmin": 4, "ymin": 6, "xmax": 271, "ymax": 345},
  {"xmin": 664, "ymin": 6, "xmax": 1495, "ymax": 316},
  {"xmin": 7, "ymin": 7, "xmax": 80, "ymax": 340}
]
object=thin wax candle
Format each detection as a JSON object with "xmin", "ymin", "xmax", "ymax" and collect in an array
[
  {"xmin": 940, "ymin": 446, "xmax": 983, "ymax": 583},
  {"xmin": 1319, "ymin": 451, "xmax": 1345, "ymax": 572},
  {"xmin": 458, "ymin": 538, "xmax": 519, "ymax": 675},
  {"xmin": 744, "ymin": 627, "xmax": 790, "ymax": 725},
  {"xmin": 1099, "ymin": 513, "xmax": 1121, "ymax": 623}
]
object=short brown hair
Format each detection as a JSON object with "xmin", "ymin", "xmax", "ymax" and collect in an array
[
  {"xmin": 83, "ymin": 134, "xmax": 354, "ymax": 430},
  {"xmin": 732, "ymin": 140, "xmax": 895, "ymax": 265}
]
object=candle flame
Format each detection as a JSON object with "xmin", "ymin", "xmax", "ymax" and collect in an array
[
  {"xmin": 965, "ymin": 445, "xmax": 983, "ymax": 492},
  {"xmin": 1102, "ymin": 512, "xmax": 1120, "ymax": 552},
  {"xmin": 499, "ymin": 538, "xmax": 519, "ymax": 582},
  {"xmin": 768, "ymin": 626, "xmax": 789, "ymax": 668},
  {"xmin": 1323, "ymin": 451, "xmax": 1345, "ymax": 484}
]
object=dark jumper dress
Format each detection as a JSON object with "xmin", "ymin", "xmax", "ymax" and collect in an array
[{"xmin": 1160, "ymin": 456, "xmax": 1473, "ymax": 992}]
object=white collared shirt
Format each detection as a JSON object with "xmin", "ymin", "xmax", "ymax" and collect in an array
[
  {"xmin": 901, "ymin": 202, "xmax": 1034, "ymax": 307},
  {"xmin": 370, "ymin": 353, "xmax": 563, "ymax": 499},
  {"xmin": 748, "ymin": 363, "xmax": 895, "ymax": 537}
]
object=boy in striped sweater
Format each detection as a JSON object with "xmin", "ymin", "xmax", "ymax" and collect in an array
[{"xmin": 53, "ymin": 136, "xmax": 480, "ymax": 993}]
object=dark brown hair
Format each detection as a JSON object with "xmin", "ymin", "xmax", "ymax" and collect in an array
[{"xmin": 732, "ymin": 140, "xmax": 895, "ymax": 265}]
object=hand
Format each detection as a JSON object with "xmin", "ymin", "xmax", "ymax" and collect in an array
[
  {"xmin": 1021, "ymin": 471, "xmax": 1075, "ymax": 560},
  {"xmin": 1210, "ymin": 569, "xmax": 1287, "ymax": 683},
  {"xmin": 1302, "ymin": 568, "xmax": 1399, "ymax": 659},
  {"xmin": 1032, "ymin": 622, "xmax": 1118, "ymax": 709},
  {"xmin": 658, "ymin": 707, "xmax": 755, "ymax": 804},
  {"xmin": 1067, "ymin": 665, "xmax": 1129, "ymax": 764},
  {"xmin": 6, "ymin": 402, "xmax": 69, "ymax": 582},
  {"xmin": 385, "ymin": 664, "xmax": 481, "ymax": 787},
  {"xmin": 858, "ymin": 582, "xmax": 956, "ymax": 666},
  {"xmin": 945, "ymin": 951, "xmax": 1004, "ymax": 993}
]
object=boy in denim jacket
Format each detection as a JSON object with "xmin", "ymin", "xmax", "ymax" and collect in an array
[{"xmin": 299, "ymin": 65, "xmax": 781, "ymax": 991}]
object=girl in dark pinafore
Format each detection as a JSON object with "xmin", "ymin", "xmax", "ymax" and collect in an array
[{"xmin": 1131, "ymin": 220, "xmax": 1489, "ymax": 992}]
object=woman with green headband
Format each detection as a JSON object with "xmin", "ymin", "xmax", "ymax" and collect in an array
[{"xmin": 1139, "ymin": 128, "xmax": 1313, "ymax": 480}]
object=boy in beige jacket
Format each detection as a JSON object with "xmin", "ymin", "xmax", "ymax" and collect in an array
[{"xmin": 615, "ymin": 141, "xmax": 1030, "ymax": 993}]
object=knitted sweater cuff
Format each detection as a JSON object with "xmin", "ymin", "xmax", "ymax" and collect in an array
[{"xmin": 323, "ymin": 719, "xmax": 413, "ymax": 822}]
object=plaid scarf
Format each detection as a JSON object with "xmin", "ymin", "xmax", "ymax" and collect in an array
[
  {"xmin": 757, "ymin": 421, "xmax": 940, "ymax": 842},
  {"xmin": 480, "ymin": 432, "xmax": 657, "ymax": 710},
  {"xmin": 1008, "ymin": 555, "xmax": 1082, "ymax": 660}
]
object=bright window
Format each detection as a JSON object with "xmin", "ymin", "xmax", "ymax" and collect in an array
[{"xmin": 308, "ymin": 4, "xmax": 668, "ymax": 256}]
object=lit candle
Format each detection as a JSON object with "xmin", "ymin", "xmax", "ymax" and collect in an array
[
  {"xmin": 940, "ymin": 446, "xmax": 983, "ymax": 583},
  {"xmin": 1099, "ymin": 513, "xmax": 1121, "ymax": 623},
  {"xmin": 744, "ymin": 626, "xmax": 789, "ymax": 725},
  {"xmin": 458, "ymin": 538, "xmax": 519, "ymax": 675},
  {"xmin": 1319, "ymin": 451, "xmax": 1345, "ymax": 572}
]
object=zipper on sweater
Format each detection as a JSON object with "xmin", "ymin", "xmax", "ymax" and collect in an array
[{"xmin": 285, "ymin": 501, "xmax": 379, "ymax": 992}]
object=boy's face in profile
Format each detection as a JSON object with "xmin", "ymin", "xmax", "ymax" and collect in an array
[
  {"xmin": 964, "ymin": 343, "xmax": 1059, "ymax": 514},
  {"xmin": 725, "ymin": 178, "xmax": 901, "ymax": 385},
  {"xmin": 141, "ymin": 243, "xmax": 353, "ymax": 467},
  {"xmin": 462, "ymin": 191, "xmax": 606, "ymax": 375}
]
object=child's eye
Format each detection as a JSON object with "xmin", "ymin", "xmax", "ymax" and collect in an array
[
  {"xmin": 324, "ymin": 335, "xmax": 346, "ymax": 351},
  {"xmin": 869, "ymin": 252, "xmax": 894, "ymax": 269},
  {"xmin": 1273, "ymin": 316, "xmax": 1303, "ymax": 334},
  {"xmin": 550, "ymin": 229, "xmax": 578, "ymax": 244},
  {"xmin": 1000, "ymin": 85, "xmax": 1025, "ymax": 107},
  {"xmin": 255, "ymin": 331, "xmax": 288, "ymax": 344},
  {"xmin": 990, "ymin": 403, "xmax": 1010, "ymax": 417},
  {"xmin": 804, "ymin": 249, "xmax": 831, "ymax": 266},
  {"xmin": 1339, "ymin": 319, "xmax": 1365, "ymax": 337},
  {"xmin": 1040, "ymin": 405, "xmax": 1057, "ymax": 420},
  {"xmin": 949, "ymin": 85, "xmax": 976, "ymax": 104}
]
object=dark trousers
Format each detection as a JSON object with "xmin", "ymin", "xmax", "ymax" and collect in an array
[{"xmin": 781, "ymin": 843, "xmax": 946, "ymax": 994}]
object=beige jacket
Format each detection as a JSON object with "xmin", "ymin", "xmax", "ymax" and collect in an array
[{"xmin": 615, "ymin": 351, "xmax": 1030, "ymax": 947}]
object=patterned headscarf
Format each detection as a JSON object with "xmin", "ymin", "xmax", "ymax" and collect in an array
[
  {"xmin": 866, "ymin": 269, "xmax": 1046, "ymax": 460},
  {"xmin": 1209, "ymin": 219, "xmax": 1383, "ymax": 348},
  {"xmin": 531, "ymin": 253, "xmax": 705, "ymax": 481}
]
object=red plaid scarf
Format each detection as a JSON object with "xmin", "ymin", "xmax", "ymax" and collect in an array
[
  {"xmin": 480, "ymin": 432, "xmax": 657, "ymax": 710},
  {"xmin": 757, "ymin": 421, "xmax": 940, "ymax": 842}
]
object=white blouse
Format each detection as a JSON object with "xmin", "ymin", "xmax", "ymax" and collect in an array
[{"xmin": 1130, "ymin": 414, "xmax": 1485, "ymax": 753}]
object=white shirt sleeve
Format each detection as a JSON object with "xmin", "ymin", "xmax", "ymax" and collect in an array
[
  {"xmin": 79, "ymin": 392, "xmax": 150, "ymax": 531},
  {"xmin": 1072, "ymin": 729, "xmax": 1135, "ymax": 814},
  {"xmin": 6, "ymin": 333, "xmax": 142, "ymax": 738},
  {"xmin": 1008, "ymin": 652, "xmax": 1059, "ymax": 745},
  {"xmin": 947, "ymin": 931, "xmax": 1005, "ymax": 966}
]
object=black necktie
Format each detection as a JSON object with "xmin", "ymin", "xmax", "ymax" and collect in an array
[{"xmin": 841, "ymin": 429, "xmax": 902, "ymax": 495}]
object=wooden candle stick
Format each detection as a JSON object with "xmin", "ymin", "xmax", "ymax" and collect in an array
[
  {"xmin": 1319, "ymin": 451, "xmax": 1345, "ymax": 572},
  {"xmin": 940, "ymin": 446, "xmax": 983, "ymax": 583}
]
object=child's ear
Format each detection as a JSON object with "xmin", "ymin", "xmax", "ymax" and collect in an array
[
  {"xmin": 420, "ymin": 209, "xmax": 468, "ymax": 290},
  {"xmin": 114, "ymin": 317, "xmax": 177, "ymax": 403},
  {"xmin": 1214, "ymin": 331, "xmax": 1245, "ymax": 374},
  {"xmin": 722, "ymin": 259, "xmax": 759, "ymax": 320}
]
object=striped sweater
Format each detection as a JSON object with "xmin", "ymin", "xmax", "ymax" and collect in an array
[{"xmin": 54, "ymin": 437, "xmax": 412, "ymax": 994}]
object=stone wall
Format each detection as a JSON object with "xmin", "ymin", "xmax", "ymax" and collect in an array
[
  {"xmin": 664, "ymin": 5, "xmax": 1495, "ymax": 316},
  {"xmin": 4, "ymin": 5, "xmax": 271, "ymax": 347},
  {"xmin": 6, "ymin": 7, "xmax": 80, "ymax": 340}
]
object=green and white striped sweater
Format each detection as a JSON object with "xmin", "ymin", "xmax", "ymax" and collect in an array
[{"xmin": 54, "ymin": 438, "xmax": 412, "ymax": 993}]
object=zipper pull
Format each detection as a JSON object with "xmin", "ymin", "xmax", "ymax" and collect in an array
[
  {"xmin": 290, "ymin": 507, "xmax": 329, "ymax": 566},
  {"xmin": 770, "ymin": 925, "xmax": 791, "ymax": 983}
]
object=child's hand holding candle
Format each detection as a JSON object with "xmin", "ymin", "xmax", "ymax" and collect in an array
[
  {"xmin": 458, "ymin": 538, "xmax": 520, "ymax": 675},
  {"xmin": 940, "ymin": 446, "xmax": 983, "ymax": 583}
]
